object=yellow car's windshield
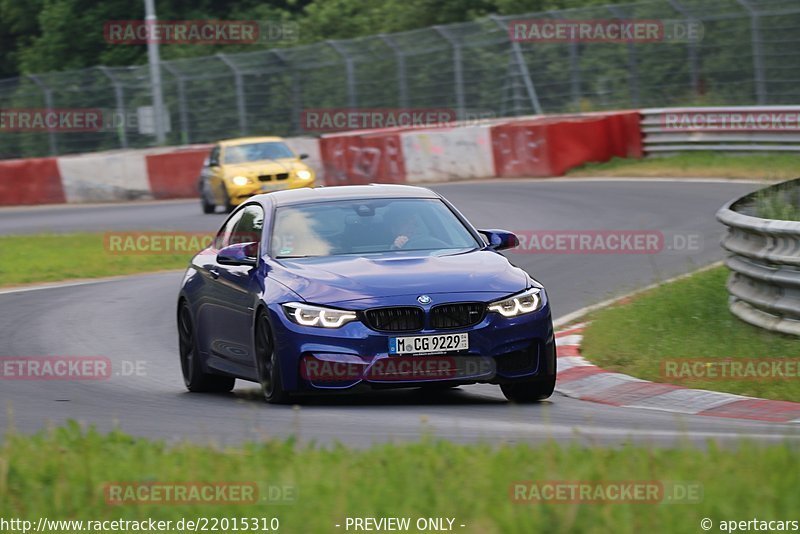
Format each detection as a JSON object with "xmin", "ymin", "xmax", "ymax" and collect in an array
[{"xmin": 224, "ymin": 142, "xmax": 295, "ymax": 164}]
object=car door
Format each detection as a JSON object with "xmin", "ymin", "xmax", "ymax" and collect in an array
[{"xmin": 206, "ymin": 204, "xmax": 265, "ymax": 370}]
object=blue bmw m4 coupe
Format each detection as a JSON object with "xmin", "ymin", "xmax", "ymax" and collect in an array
[{"xmin": 177, "ymin": 184, "xmax": 556, "ymax": 404}]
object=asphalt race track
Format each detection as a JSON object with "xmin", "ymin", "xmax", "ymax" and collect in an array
[{"xmin": 1, "ymin": 179, "xmax": 798, "ymax": 447}]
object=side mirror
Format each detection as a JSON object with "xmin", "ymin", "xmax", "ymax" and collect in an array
[
  {"xmin": 478, "ymin": 229, "xmax": 519, "ymax": 251},
  {"xmin": 217, "ymin": 242, "xmax": 259, "ymax": 266},
  {"xmin": 298, "ymin": 153, "xmax": 309, "ymax": 160}
]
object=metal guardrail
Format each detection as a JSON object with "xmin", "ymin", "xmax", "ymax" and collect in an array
[
  {"xmin": 642, "ymin": 106, "xmax": 800, "ymax": 154},
  {"xmin": 716, "ymin": 179, "xmax": 800, "ymax": 336}
]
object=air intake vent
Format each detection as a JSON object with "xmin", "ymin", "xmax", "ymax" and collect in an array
[
  {"xmin": 430, "ymin": 303, "xmax": 485, "ymax": 329},
  {"xmin": 364, "ymin": 307, "xmax": 424, "ymax": 332}
]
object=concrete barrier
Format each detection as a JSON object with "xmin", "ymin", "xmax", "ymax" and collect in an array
[
  {"xmin": 57, "ymin": 150, "xmax": 153, "ymax": 202},
  {"xmin": 0, "ymin": 111, "xmax": 642, "ymax": 206},
  {"xmin": 0, "ymin": 157, "xmax": 65, "ymax": 206},
  {"xmin": 146, "ymin": 146, "xmax": 211, "ymax": 199},
  {"xmin": 320, "ymin": 131, "xmax": 405, "ymax": 185},
  {"xmin": 401, "ymin": 126, "xmax": 494, "ymax": 183}
]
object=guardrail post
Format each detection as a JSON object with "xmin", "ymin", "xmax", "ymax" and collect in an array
[
  {"xmin": 379, "ymin": 34, "xmax": 409, "ymax": 109},
  {"xmin": 433, "ymin": 26, "xmax": 466, "ymax": 120},
  {"xmin": 217, "ymin": 53, "xmax": 248, "ymax": 136},
  {"xmin": 490, "ymin": 15, "xmax": 543, "ymax": 115},
  {"xmin": 327, "ymin": 40, "xmax": 358, "ymax": 109},
  {"xmin": 98, "ymin": 66, "xmax": 129, "ymax": 149},
  {"xmin": 736, "ymin": 0, "xmax": 767, "ymax": 104},
  {"xmin": 27, "ymin": 74, "xmax": 58, "ymax": 156},
  {"xmin": 607, "ymin": 5, "xmax": 641, "ymax": 107},
  {"xmin": 161, "ymin": 62, "xmax": 190, "ymax": 145}
]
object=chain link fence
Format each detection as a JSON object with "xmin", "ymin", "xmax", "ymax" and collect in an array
[{"xmin": 2, "ymin": 0, "xmax": 800, "ymax": 159}]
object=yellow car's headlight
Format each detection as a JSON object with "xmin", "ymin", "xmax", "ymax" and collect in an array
[
  {"xmin": 231, "ymin": 176, "xmax": 251, "ymax": 186},
  {"xmin": 296, "ymin": 170, "xmax": 312, "ymax": 180}
]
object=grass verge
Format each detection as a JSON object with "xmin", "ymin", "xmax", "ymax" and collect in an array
[
  {"xmin": 0, "ymin": 233, "xmax": 197, "ymax": 287},
  {"xmin": 568, "ymin": 152, "xmax": 800, "ymax": 181},
  {"xmin": 1, "ymin": 423, "xmax": 798, "ymax": 533},
  {"xmin": 580, "ymin": 266, "xmax": 800, "ymax": 402}
]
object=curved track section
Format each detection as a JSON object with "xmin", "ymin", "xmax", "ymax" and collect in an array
[{"xmin": 2, "ymin": 180, "xmax": 797, "ymax": 446}]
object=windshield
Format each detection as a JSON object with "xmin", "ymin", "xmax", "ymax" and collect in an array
[
  {"xmin": 271, "ymin": 198, "xmax": 481, "ymax": 258},
  {"xmin": 223, "ymin": 142, "xmax": 295, "ymax": 164}
]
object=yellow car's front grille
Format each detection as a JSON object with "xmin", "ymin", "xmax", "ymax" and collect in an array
[{"xmin": 258, "ymin": 173, "xmax": 290, "ymax": 182}]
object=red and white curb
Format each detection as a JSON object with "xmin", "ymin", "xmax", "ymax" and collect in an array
[{"xmin": 555, "ymin": 325, "xmax": 800, "ymax": 423}]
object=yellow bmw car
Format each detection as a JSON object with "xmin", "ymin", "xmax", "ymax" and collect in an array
[{"xmin": 198, "ymin": 136, "xmax": 316, "ymax": 213}]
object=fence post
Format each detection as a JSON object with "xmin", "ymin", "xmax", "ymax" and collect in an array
[
  {"xmin": 27, "ymin": 74, "xmax": 58, "ymax": 156},
  {"xmin": 607, "ymin": 5, "xmax": 641, "ymax": 107},
  {"xmin": 379, "ymin": 34, "xmax": 409, "ymax": 109},
  {"xmin": 666, "ymin": 0, "xmax": 701, "ymax": 98},
  {"xmin": 98, "ymin": 66, "xmax": 129, "ymax": 149},
  {"xmin": 217, "ymin": 53, "xmax": 248, "ymax": 136},
  {"xmin": 327, "ymin": 40, "xmax": 358, "ymax": 109},
  {"xmin": 433, "ymin": 26, "xmax": 466, "ymax": 120},
  {"xmin": 736, "ymin": 0, "xmax": 767, "ymax": 104},
  {"xmin": 271, "ymin": 49, "xmax": 302, "ymax": 135},
  {"xmin": 490, "ymin": 15, "xmax": 543, "ymax": 115},
  {"xmin": 161, "ymin": 62, "xmax": 190, "ymax": 144}
]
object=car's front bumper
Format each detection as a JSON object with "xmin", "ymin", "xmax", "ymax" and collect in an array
[
  {"xmin": 266, "ymin": 299, "xmax": 555, "ymax": 393},
  {"xmin": 228, "ymin": 175, "xmax": 315, "ymax": 204}
]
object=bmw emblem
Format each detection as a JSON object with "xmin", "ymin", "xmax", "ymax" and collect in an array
[{"xmin": 417, "ymin": 295, "xmax": 432, "ymax": 304}]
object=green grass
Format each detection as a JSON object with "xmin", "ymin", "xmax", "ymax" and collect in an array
[
  {"xmin": 1, "ymin": 423, "xmax": 798, "ymax": 533},
  {"xmin": 0, "ymin": 233, "xmax": 199, "ymax": 287},
  {"xmin": 754, "ymin": 188, "xmax": 800, "ymax": 221},
  {"xmin": 581, "ymin": 266, "xmax": 800, "ymax": 402},
  {"xmin": 569, "ymin": 152, "xmax": 800, "ymax": 181}
]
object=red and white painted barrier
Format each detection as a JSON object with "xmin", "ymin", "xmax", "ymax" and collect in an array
[
  {"xmin": 402, "ymin": 126, "xmax": 495, "ymax": 183},
  {"xmin": 0, "ymin": 111, "xmax": 643, "ymax": 206}
]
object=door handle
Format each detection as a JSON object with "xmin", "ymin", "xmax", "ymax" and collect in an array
[{"xmin": 208, "ymin": 268, "xmax": 220, "ymax": 279}]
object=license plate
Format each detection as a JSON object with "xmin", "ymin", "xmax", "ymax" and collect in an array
[
  {"xmin": 389, "ymin": 333, "xmax": 468, "ymax": 355},
  {"xmin": 261, "ymin": 184, "xmax": 286, "ymax": 192}
]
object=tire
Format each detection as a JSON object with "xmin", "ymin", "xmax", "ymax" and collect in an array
[
  {"xmin": 222, "ymin": 186, "xmax": 235, "ymax": 213},
  {"xmin": 178, "ymin": 301, "xmax": 235, "ymax": 393},
  {"xmin": 201, "ymin": 189, "xmax": 216, "ymax": 214},
  {"xmin": 254, "ymin": 311, "xmax": 293, "ymax": 404},
  {"xmin": 500, "ymin": 375, "xmax": 555, "ymax": 403}
]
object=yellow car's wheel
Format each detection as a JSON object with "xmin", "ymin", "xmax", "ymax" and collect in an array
[{"xmin": 222, "ymin": 186, "xmax": 235, "ymax": 213}]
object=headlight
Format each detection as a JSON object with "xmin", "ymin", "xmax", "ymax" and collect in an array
[
  {"xmin": 296, "ymin": 169, "xmax": 312, "ymax": 180},
  {"xmin": 488, "ymin": 288, "xmax": 542, "ymax": 317},
  {"xmin": 231, "ymin": 176, "xmax": 251, "ymax": 186},
  {"xmin": 282, "ymin": 302, "xmax": 357, "ymax": 328}
]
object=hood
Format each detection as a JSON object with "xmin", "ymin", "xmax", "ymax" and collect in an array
[{"xmin": 267, "ymin": 250, "xmax": 529, "ymax": 306}]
